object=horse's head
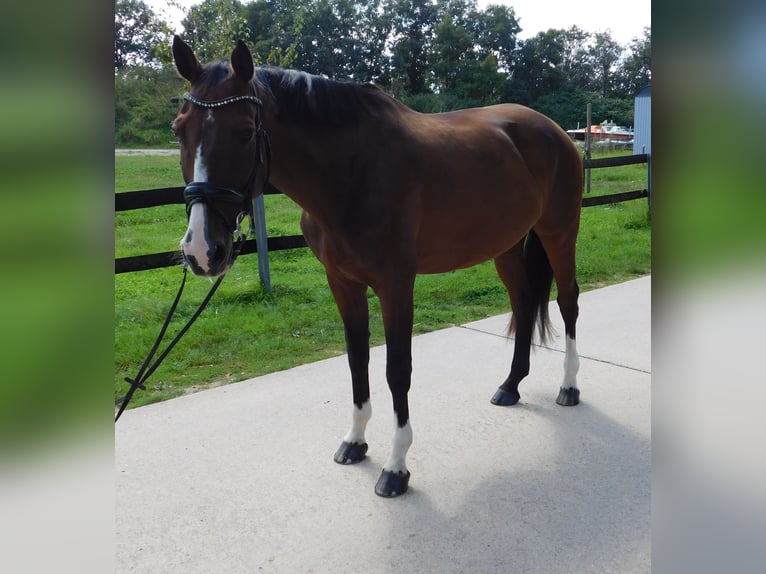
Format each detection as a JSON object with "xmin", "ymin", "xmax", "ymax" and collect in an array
[{"xmin": 171, "ymin": 36, "xmax": 266, "ymax": 277}]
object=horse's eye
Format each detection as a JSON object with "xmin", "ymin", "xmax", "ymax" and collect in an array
[{"xmin": 239, "ymin": 129, "xmax": 255, "ymax": 143}]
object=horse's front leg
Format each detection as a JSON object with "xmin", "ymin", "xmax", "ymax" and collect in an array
[
  {"xmin": 374, "ymin": 277, "xmax": 416, "ymax": 497},
  {"xmin": 326, "ymin": 272, "xmax": 372, "ymax": 465}
]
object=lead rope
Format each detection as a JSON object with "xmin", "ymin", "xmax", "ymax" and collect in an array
[{"xmin": 115, "ymin": 237, "xmax": 245, "ymax": 422}]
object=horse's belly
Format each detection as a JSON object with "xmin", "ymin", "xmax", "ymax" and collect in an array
[
  {"xmin": 415, "ymin": 226, "xmax": 526, "ymax": 274},
  {"xmin": 415, "ymin": 188, "xmax": 540, "ymax": 274}
]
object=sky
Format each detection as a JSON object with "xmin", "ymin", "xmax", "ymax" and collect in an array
[{"xmin": 146, "ymin": 0, "xmax": 650, "ymax": 46}]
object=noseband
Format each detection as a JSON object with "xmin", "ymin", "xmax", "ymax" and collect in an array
[
  {"xmin": 183, "ymin": 182, "xmax": 251, "ymax": 235},
  {"xmin": 181, "ymin": 90, "xmax": 271, "ymax": 238}
]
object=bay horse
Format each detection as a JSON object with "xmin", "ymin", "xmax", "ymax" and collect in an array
[{"xmin": 170, "ymin": 37, "xmax": 583, "ymax": 497}]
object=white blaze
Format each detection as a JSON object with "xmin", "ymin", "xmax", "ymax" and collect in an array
[
  {"xmin": 193, "ymin": 143, "xmax": 207, "ymax": 181},
  {"xmin": 181, "ymin": 144, "xmax": 210, "ymax": 272}
]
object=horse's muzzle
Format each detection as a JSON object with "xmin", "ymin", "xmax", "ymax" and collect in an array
[
  {"xmin": 182, "ymin": 239, "xmax": 233, "ymax": 277},
  {"xmin": 181, "ymin": 200, "xmax": 235, "ymax": 277}
]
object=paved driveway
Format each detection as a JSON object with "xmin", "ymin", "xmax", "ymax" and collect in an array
[{"xmin": 116, "ymin": 276, "xmax": 650, "ymax": 573}]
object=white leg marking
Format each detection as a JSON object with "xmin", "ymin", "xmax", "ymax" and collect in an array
[
  {"xmin": 343, "ymin": 400, "xmax": 371, "ymax": 444},
  {"xmin": 562, "ymin": 335, "xmax": 580, "ymax": 390},
  {"xmin": 383, "ymin": 421, "xmax": 413, "ymax": 474}
]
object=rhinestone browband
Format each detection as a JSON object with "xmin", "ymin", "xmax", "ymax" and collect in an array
[{"xmin": 182, "ymin": 92, "xmax": 262, "ymax": 108}]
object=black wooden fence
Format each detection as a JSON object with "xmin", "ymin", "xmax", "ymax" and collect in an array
[{"xmin": 115, "ymin": 153, "xmax": 649, "ymax": 275}]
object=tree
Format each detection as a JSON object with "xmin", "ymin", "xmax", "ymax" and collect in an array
[
  {"xmin": 472, "ymin": 3, "xmax": 520, "ymax": 73},
  {"xmin": 291, "ymin": 0, "xmax": 355, "ymax": 76},
  {"xmin": 114, "ymin": 0, "xmax": 650, "ymax": 146},
  {"xmin": 115, "ymin": 0, "xmax": 172, "ymax": 70},
  {"xmin": 559, "ymin": 26, "xmax": 592, "ymax": 90},
  {"xmin": 432, "ymin": 12, "xmax": 473, "ymax": 91},
  {"xmin": 388, "ymin": 0, "xmax": 438, "ymax": 95},
  {"xmin": 509, "ymin": 30, "xmax": 566, "ymax": 105},
  {"xmin": 588, "ymin": 31, "xmax": 622, "ymax": 97},
  {"xmin": 345, "ymin": 0, "xmax": 393, "ymax": 83},
  {"xmin": 244, "ymin": 0, "xmax": 302, "ymax": 67},
  {"xmin": 615, "ymin": 27, "xmax": 651, "ymax": 97},
  {"xmin": 115, "ymin": 66, "xmax": 185, "ymax": 146},
  {"xmin": 180, "ymin": 0, "xmax": 250, "ymax": 63},
  {"xmin": 455, "ymin": 54, "xmax": 509, "ymax": 106},
  {"xmin": 245, "ymin": 0, "xmax": 384, "ymax": 77}
]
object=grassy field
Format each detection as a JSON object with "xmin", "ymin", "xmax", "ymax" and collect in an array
[{"xmin": 115, "ymin": 151, "xmax": 650, "ymax": 407}]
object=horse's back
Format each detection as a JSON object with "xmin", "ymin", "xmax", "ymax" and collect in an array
[{"xmin": 403, "ymin": 103, "xmax": 581, "ymax": 273}]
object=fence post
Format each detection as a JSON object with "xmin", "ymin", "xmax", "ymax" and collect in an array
[
  {"xmin": 251, "ymin": 194, "xmax": 272, "ymax": 292},
  {"xmin": 585, "ymin": 103, "xmax": 592, "ymax": 194},
  {"xmin": 646, "ymin": 151, "xmax": 652, "ymax": 211}
]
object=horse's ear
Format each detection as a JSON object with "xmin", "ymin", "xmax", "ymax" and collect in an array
[
  {"xmin": 172, "ymin": 35, "xmax": 202, "ymax": 84},
  {"xmin": 231, "ymin": 40, "xmax": 254, "ymax": 83}
]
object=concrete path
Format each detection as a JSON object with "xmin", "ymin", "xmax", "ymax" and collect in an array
[{"xmin": 116, "ymin": 276, "xmax": 650, "ymax": 573}]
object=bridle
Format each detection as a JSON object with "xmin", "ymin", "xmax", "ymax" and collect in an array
[
  {"xmin": 181, "ymin": 88, "xmax": 271, "ymax": 242},
  {"xmin": 114, "ymin": 85, "xmax": 272, "ymax": 422}
]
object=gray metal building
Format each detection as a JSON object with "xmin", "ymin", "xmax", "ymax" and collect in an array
[{"xmin": 633, "ymin": 85, "xmax": 651, "ymax": 155}]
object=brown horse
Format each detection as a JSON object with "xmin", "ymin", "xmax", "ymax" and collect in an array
[{"xmin": 171, "ymin": 37, "xmax": 583, "ymax": 497}]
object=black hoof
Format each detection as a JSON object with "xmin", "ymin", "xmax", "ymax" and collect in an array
[
  {"xmin": 333, "ymin": 441, "xmax": 368, "ymax": 465},
  {"xmin": 374, "ymin": 470, "xmax": 410, "ymax": 497},
  {"xmin": 556, "ymin": 387, "xmax": 580, "ymax": 406},
  {"xmin": 490, "ymin": 387, "xmax": 520, "ymax": 406}
]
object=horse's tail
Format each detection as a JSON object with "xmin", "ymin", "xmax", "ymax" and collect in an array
[{"xmin": 509, "ymin": 229, "xmax": 554, "ymax": 345}]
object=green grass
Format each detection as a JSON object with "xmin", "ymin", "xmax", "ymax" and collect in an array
[{"xmin": 115, "ymin": 151, "xmax": 650, "ymax": 407}]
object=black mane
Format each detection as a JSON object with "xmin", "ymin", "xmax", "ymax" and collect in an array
[{"xmin": 254, "ymin": 67, "xmax": 399, "ymax": 125}]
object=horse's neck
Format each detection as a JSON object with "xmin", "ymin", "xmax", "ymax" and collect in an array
[{"xmin": 265, "ymin": 120, "xmax": 359, "ymax": 225}]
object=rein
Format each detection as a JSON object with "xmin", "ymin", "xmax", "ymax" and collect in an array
[
  {"xmin": 115, "ymin": 86, "xmax": 270, "ymax": 422},
  {"xmin": 115, "ymin": 266, "xmax": 224, "ymax": 422}
]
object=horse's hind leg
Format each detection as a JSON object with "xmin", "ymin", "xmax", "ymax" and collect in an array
[
  {"xmin": 536, "ymin": 229, "xmax": 581, "ymax": 406},
  {"xmin": 326, "ymin": 271, "xmax": 373, "ymax": 464},
  {"xmin": 553, "ymin": 258, "xmax": 580, "ymax": 406},
  {"xmin": 490, "ymin": 239, "xmax": 543, "ymax": 406}
]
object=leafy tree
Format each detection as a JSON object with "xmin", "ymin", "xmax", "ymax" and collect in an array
[
  {"xmin": 588, "ymin": 31, "xmax": 623, "ymax": 97},
  {"xmin": 244, "ymin": 0, "xmax": 301, "ymax": 67},
  {"xmin": 455, "ymin": 54, "xmax": 509, "ymax": 106},
  {"xmin": 245, "ymin": 0, "xmax": 389, "ymax": 80},
  {"xmin": 291, "ymin": 0, "xmax": 355, "ymax": 75},
  {"xmin": 614, "ymin": 27, "xmax": 651, "ymax": 97},
  {"xmin": 388, "ymin": 0, "xmax": 438, "ymax": 95},
  {"xmin": 114, "ymin": 0, "xmax": 650, "ymax": 146},
  {"xmin": 510, "ymin": 30, "xmax": 566, "ymax": 105},
  {"xmin": 180, "ymin": 0, "xmax": 250, "ymax": 63},
  {"xmin": 115, "ymin": 66, "xmax": 184, "ymax": 146},
  {"xmin": 432, "ymin": 12, "xmax": 473, "ymax": 91},
  {"xmin": 345, "ymin": 0, "xmax": 393, "ymax": 83},
  {"xmin": 471, "ymin": 3, "xmax": 520, "ymax": 72},
  {"xmin": 559, "ymin": 26, "xmax": 593, "ymax": 90},
  {"xmin": 115, "ymin": 0, "xmax": 172, "ymax": 70},
  {"xmin": 533, "ymin": 87, "xmax": 593, "ymax": 130}
]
